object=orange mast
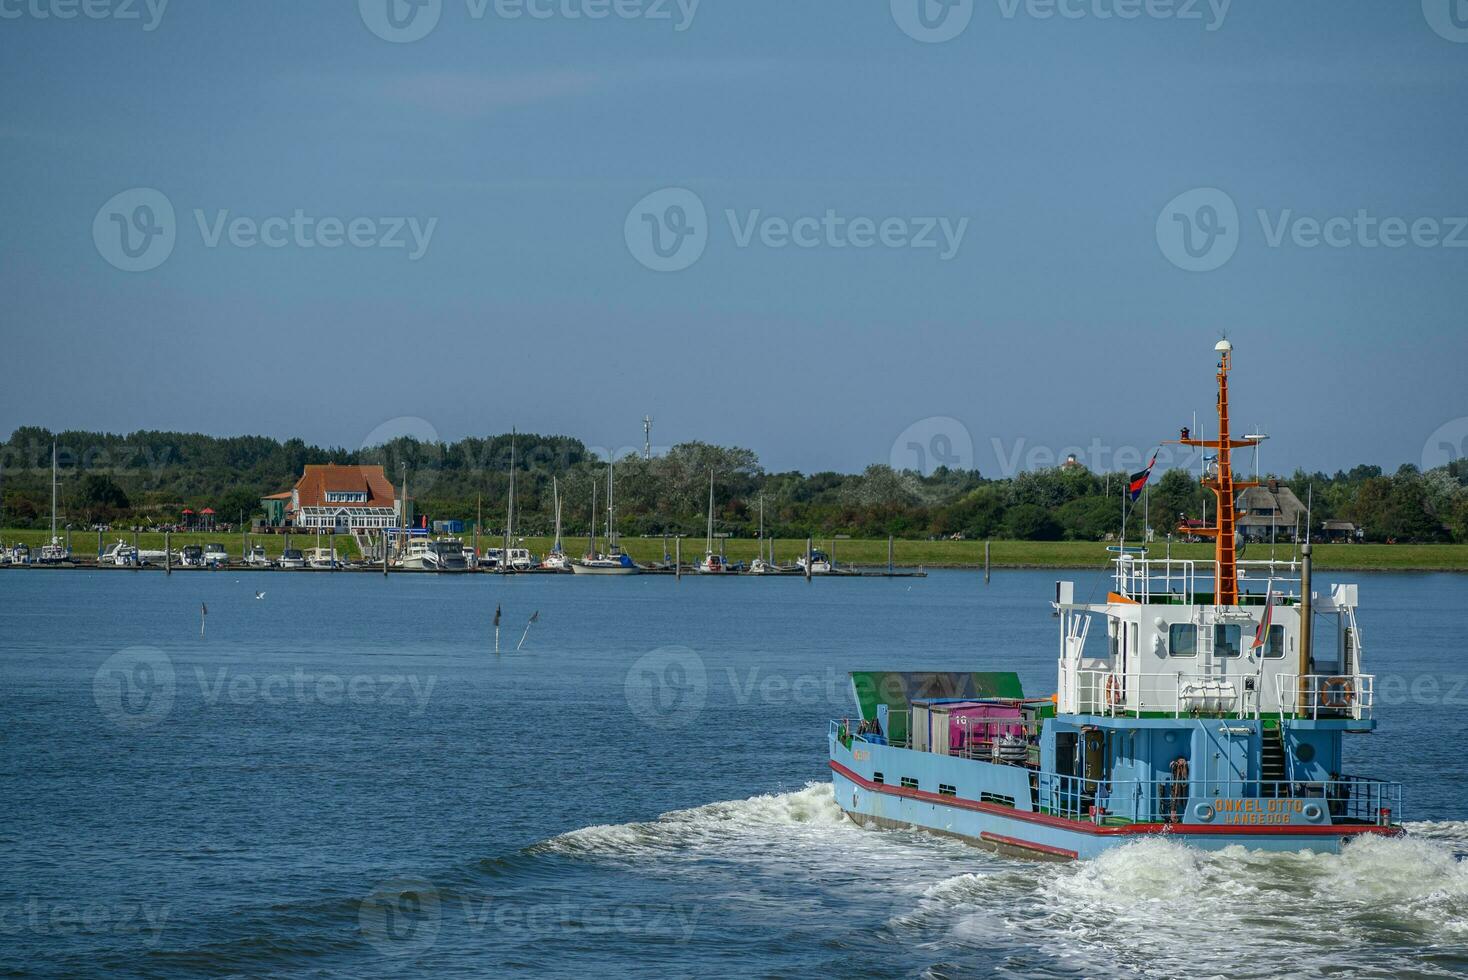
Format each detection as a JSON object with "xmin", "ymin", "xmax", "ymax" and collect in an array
[{"xmin": 1172, "ymin": 340, "xmax": 1260, "ymax": 605}]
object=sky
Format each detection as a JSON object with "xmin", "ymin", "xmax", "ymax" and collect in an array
[{"xmin": 1, "ymin": 0, "xmax": 1465, "ymax": 479}]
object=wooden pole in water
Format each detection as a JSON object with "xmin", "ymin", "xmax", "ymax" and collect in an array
[
  {"xmin": 805, "ymin": 537, "xmax": 812, "ymax": 582},
  {"xmin": 165, "ymin": 530, "xmax": 171, "ymax": 575},
  {"xmin": 133, "ymin": 528, "xmax": 139, "ymax": 567},
  {"xmin": 97, "ymin": 528, "xmax": 103, "ymax": 560},
  {"xmin": 382, "ymin": 529, "xmax": 389, "ymax": 577},
  {"xmin": 985, "ymin": 540, "xmax": 991, "ymax": 585},
  {"xmin": 888, "ymin": 535, "xmax": 894, "ymax": 574},
  {"xmin": 675, "ymin": 536, "xmax": 681, "ymax": 580}
]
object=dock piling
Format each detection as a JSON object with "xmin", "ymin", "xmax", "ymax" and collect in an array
[
  {"xmin": 675, "ymin": 537, "xmax": 681, "ymax": 580},
  {"xmin": 985, "ymin": 540, "xmax": 991, "ymax": 585},
  {"xmin": 165, "ymin": 531, "xmax": 171, "ymax": 575},
  {"xmin": 805, "ymin": 537, "xmax": 812, "ymax": 582}
]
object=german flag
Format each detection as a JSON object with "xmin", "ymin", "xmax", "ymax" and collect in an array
[{"xmin": 1128, "ymin": 453, "xmax": 1158, "ymax": 502}]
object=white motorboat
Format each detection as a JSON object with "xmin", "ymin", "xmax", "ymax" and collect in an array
[
  {"xmin": 279, "ymin": 548, "xmax": 306, "ymax": 569},
  {"xmin": 99, "ymin": 539, "xmax": 140, "ymax": 566},
  {"xmin": 203, "ymin": 543, "xmax": 231, "ymax": 568},
  {"xmin": 397, "ymin": 538, "xmax": 469, "ymax": 571},
  {"xmin": 797, "ymin": 550, "xmax": 834, "ymax": 575},
  {"xmin": 504, "ymin": 547, "xmax": 537, "ymax": 571},
  {"xmin": 304, "ymin": 547, "xmax": 340, "ymax": 569},
  {"xmin": 244, "ymin": 544, "xmax": 272, "ymax": 567},
  {"xmin": 177, "ymin": 544, "xmax": 205, "ymax": 567}
]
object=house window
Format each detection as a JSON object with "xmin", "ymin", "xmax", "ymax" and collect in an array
[
  {"xmin": 1169, "ymin": 624, "xmax": 1197, "ymax": 657},
  {"xmin": 1214, "ymin": 625, "xmax": 1243, "ymax": 658}
]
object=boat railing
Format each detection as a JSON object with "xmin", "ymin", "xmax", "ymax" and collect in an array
[
  {"xmin": 1073, "ymin": 669, "xmax": 1259, "ymax": 719},
  {"xmin": 1111, "ymin": 556, "xmax": 1305, "ymax": 604},
  {"xmin": 1038, "ymin": 772, "xmax": 1401, "ymax": 824},
  {"xmin": 1274, "ymin": 673, "xmax": 1375, "ymax": 721},
  {"xmin": 1112, "ymin": 557, "xmax": 1199, "ymax": 605}
]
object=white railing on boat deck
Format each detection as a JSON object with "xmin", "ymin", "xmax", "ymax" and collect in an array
[
  {"xmin": 1111, "ymin": 556, "xmax": 1307, "ymax": 604},
  {"xmin": 1275, "ymin": 674, "xmax": 1375, "ymax": 721},
  {"xmin": 1072, "ymin": 669, "xmax": 1374, "ymax": 720},
  {"xmin": 1073, "ymin": 669, "xmax": 1253, "ymax": 718},
  {"xmin": 1112, "ymin": 557, "xmax": 1199, "ymax": 604}
]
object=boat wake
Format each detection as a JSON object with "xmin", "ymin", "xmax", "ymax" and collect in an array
[
  {"xmin": 533, "ymin": 785, "xmax": 1468, "ymax": 978},
  {"xmin": 534, "ymin": 782, "xmax": 855, "ymax": 861}
]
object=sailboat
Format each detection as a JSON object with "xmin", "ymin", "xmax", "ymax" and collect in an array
[
  {"xmin": 541, "ymin": 477, "xmax": 571, "ymax": 571},
  {"xmin": 749, "ymin": 493, "xmax": 775, "ymax": 575},
  {"xmin": 572, "ymin": 459, "xmax": 641, "ymax": 574},
  {"xmin": 499, "ymin": 432, "xmax": 536, "ymax": 572},
  {"xmin": 696, "ymin": 470, "xmax": 732, "ymax": 574},
  {"xmin": 38, "ymin": 442, "xmax": 69, "ymax": 564}
]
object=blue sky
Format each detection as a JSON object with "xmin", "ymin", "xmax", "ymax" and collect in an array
[{"xmin": 1, "ymin": 0, "xmax": 1464, "ymax": 477}]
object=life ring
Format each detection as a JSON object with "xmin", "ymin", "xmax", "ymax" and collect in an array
[
  {"xmin": 1302, "ymin": 803, "xmax": 1324, "ymax": 822},
  {"xmin": 1319, "ymin": 677, "xmax": 1355, "ymax": 707},
  {"xmin": 1105, "ymin": 675, "xmax": 1123, "ymax": 708},
  {"xmin": 1193, "ymin": 803, "xmax": 1215, "ymax": 822}
]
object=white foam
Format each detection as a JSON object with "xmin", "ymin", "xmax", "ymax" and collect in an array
[
  {"xmin": 536, "ymin": 781, "xmax": 876, "ymax": 867},
  {"xmin": 536, "ymin": 786, "xmax": 1468, "ymax": 976}
]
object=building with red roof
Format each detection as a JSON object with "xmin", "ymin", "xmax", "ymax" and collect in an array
[{"xmin": 273, "ymin": 464, "xmax": 399, "ymax": 532}]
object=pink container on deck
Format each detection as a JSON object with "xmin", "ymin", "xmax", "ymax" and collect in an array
[{"xmin": 946, "ymin": 702, "xmax": 1024, "ymax": 753}]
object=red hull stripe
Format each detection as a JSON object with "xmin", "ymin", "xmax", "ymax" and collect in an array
[
  {"xmin": 829, "ymin": 760, "xmax": 1399, "ymax": 838},
  {"xmin": 980, "ymin": 831, "xmax": 1078, "ymax": 859}
]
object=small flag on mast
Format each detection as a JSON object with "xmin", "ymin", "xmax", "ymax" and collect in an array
[
  {"xmin": 1128, "ymin": 453, "xmax": 1159, "ymax": 502},
  {"xmin": 1252, "ymin": 584, "xmax": 1274, "ymax": 650}
]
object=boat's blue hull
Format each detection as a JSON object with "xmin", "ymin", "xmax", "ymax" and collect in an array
[{"xmin": 830, "ymin": 734, "xmax": 1397, "ymax": 860}]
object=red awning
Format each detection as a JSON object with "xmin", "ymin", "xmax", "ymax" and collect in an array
[
  {"xmin": 182, "ymin": 509, "xmax": 195, "ymax": 515},
  {"xmin": 201, "ymin": 508, "xmax": 215, "ymax": 515}
]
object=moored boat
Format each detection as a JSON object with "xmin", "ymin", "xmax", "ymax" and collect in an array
[{"xmin": 829, "ymin": 341, "xmax": 1403, "ymax": 859}]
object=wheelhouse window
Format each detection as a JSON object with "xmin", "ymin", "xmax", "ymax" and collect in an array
[
  {"xmin": 1168, "ymin": 624, "xmax": 1197, "ymax": 657},
  {"xmin": 1262, "ymin": 625, "xmax": 1286, "ymax": 659},
  {"xmin": 1214, "ymin": 625, "xmax": 1243, "ymax": 658}
]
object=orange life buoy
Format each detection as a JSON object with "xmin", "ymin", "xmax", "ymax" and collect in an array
[{"xmin": 1319, "ymin": 677, "xmax": 1355, "ymax": 707}]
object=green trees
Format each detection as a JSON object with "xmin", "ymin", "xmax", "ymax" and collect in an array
[{"xmin": 3, "ymin": 426, "xmax": 1465, "ymax": 542}]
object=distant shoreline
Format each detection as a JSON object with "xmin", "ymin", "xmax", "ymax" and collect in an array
[{"xmin": 4, "ymin": 529, "xmax": 1465, "ymax": 573}]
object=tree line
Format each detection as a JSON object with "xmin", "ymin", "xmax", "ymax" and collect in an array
[{"xmin": 2, "ymin": 426, "xmax": 1465, "ymax": 543}]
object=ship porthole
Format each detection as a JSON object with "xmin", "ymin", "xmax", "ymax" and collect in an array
[
  {"xmin": 1193, "ymin": 803, "xmax": 1215, "ymax": 822},
  {"xmin": 1303, "ymin": 803, "xmax": 1324, "ymax": 822}
]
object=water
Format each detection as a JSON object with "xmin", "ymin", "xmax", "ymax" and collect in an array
[{"xmin": 1, "ymin": 567, "xmax": 1465, "ymax": 977}]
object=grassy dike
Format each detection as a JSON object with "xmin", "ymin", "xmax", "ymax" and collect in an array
[{"xmin": 4, "ymin": 528, "xmax": 1467, "ymax": 571}]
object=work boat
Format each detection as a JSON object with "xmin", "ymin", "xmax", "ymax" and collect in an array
[{"xmin": 830, "ymin": 341, "xmax": 1402, "ymax": 860}]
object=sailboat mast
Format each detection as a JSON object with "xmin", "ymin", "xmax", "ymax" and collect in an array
[
  {"xmin": 589, "ymin": 479, "xmax": 598, "ymax": 556},
  {"xmin": 706, "ymin": 469, "xmax": 714, "ymax": 554},
  {"xmin": 606, "ymin": 458, "xmax": 615, "ymax": 551},
  {"xmin": 504, "ymin": 433, "xmax": 516, "ymax": 565},
  {"xmin": 51, "ymin": 440, "xmax": 57, "ymax": 540},
  {"xmin": 552, "ymin": 477, "xmax": 562, "ymax": 553}
]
